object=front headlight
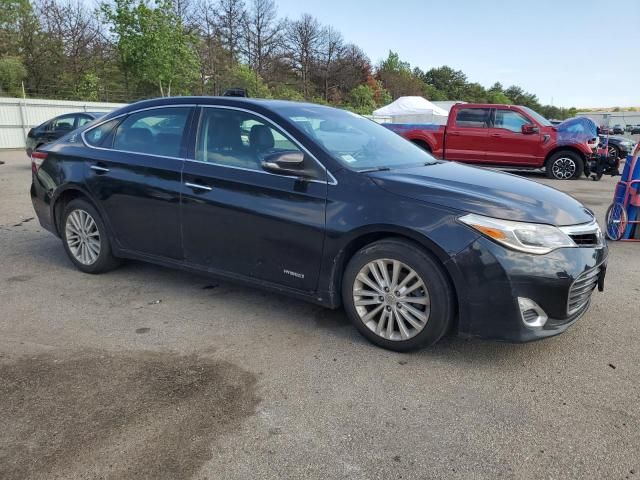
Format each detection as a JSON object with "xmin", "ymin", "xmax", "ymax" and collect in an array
[{"xmin": 459, "ymin": 213, "xmax": 575, "ymax": 255}]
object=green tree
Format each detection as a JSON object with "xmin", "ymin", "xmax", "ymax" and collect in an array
[
  {"xmin": 423, "ymin": 66, "xmax": 467, "ymax": 99},
  {"xmin": 347, "ymin": 84, "xmax": 377, "ymax": 114},
  {"xmin": 221, "ymin": 63, "xmax": 271, "ymax": 97},
  {"xmin": 101, "ymin": 0, "xmax": 200, "ymax": 97},
  {"xmin": 0, "ymin": 56, "xmax": 27, "ymax": 96},
  {"xmin": 376, "ymin": 51, "xmax": 424, "ymax": 99}
]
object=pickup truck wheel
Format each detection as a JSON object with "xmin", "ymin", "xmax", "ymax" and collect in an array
[
  {"xmin": 546, "ymin": 151, "xmax": 584, "ymax": 180},
  {"xmin": 411, "ymin": 140, "xmax": 432, "ymax": 153},
  {"xmin": 342, "ymin": 239, "xmax": 454, "ymax": 352}
]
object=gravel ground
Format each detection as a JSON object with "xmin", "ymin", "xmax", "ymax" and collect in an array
[{"xmin": 0, "ymin": 150, "xmax": 638, "ymax": 480}]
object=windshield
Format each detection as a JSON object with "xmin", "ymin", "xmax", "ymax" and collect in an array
[
  {"xmin": 276, "ymin": 105, "xmax": 436, "ymax": 170},
  {"xmin": 521, "ymin": 106, "xmax": 552, "ymax": 127}
]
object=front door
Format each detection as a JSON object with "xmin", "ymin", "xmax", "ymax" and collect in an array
[
  {"xmin": 84, "ymin": 106, "xmax": 193, "ymax": 259},
  {"xmin": 181, "ymin": 106, "xmax": 327, "ymax": 291},
  {"xmin": 445, "ymin": 107, "xmax": 490, "ymax": 163},
  {"xmin": 484, "ymin": 108, "xmax": 544, "ymax": 165}
]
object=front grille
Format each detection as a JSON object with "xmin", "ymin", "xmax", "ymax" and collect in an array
[
  {"xmin": 570, "ymin": 233, "xmax": 600, "ymax": 246},
  {"xmin": 560, "ymin": 220, "xmax": 604, "ymax": 248},
  {"xmin": 567, "ymin": 267, "xmax": 600, "ymax": 315}
]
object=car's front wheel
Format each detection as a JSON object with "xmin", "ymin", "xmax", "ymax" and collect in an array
[
  {"xmin": 342, "ymin": 239, "xmax": 455, "ymax": 351},
  {"xmin": 62, "ymin": 198, "xmax": 120, "ymax": 274}
]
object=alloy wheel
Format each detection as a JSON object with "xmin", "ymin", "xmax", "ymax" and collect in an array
[
  {"xmin": 65, "ymin": 209, "xmax": 101, "ymax": 265},
  {"xmin": 608, "ymin": 146, "xmax": 618, "ymax": 159},
  {"xmin": 552, "ymin": 157, "xmax": 576, "ymax": 179},
  {"xmin": 352, "ymin": 259, "xmax": 430, "ymax": 341}
]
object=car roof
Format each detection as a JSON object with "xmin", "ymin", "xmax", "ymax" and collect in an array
[{"xmin": 101, "ymin": 96, "xmax": 330, "ymax": 119}]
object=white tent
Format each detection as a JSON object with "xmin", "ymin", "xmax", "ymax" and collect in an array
[{"xmin": 372, "ymin": 96, "xmax": 449, "ymax": 125}]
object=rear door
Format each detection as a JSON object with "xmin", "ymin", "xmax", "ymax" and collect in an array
[
  {"xmin": 485, "ymin": 108, "xmax": 544, "ymax": 165},
  {"xmin": 84, "ymin": 106, "xmax": 194, "ymax": 259},
  {"xmin": 180, "ymin": 106, "xmax": 327, "ymax": 291},
  {"xmin": 444, "ymin": 107, "xmax": 490, "ymax": 162}
]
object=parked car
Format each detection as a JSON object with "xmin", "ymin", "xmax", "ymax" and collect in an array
[
  {"xmin": 632, "ymin": 125, "xmax": 640, "ymax": 135},
  {"xmin": 599, "ymin": 125, "xmax": 611, "ymax": 135},
  {"xmin": 599, "ymin": 135, "xmax": 637, "ymax": 159},
  {"xmin": 26, "ymin": 112, "xmax": 105, "ymax": 157},
  {"xmin": 384, "ymin": 104, "xmax": 598, "ymax": 180},
  {"xmin": 611, "ymin": 124, "xmax": 625, "ymax": 135},
  {"xmin": 30, "ymin": 97, "xmax": 607, "ymax": 351},
  {"xmin": 626, "ymin": 124, "xmax": 634, "ymax": 132}
]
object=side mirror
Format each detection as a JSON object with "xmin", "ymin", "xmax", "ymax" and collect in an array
[
  {"xmin": 261, "ymin": 151, "xmax": 309, "ymax": 177},
  {"xmin": 521, "ymin": 124, "xmax": 539, "ymax": 135}
]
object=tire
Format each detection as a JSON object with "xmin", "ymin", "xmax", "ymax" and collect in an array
[
  {"xmin": 341, "ymin": 238, "xmax": 455, "ymax": 352},
  {"xmin": 607, "ymin": 145, "xmax": 620, "ymax": 160},
  {"xmin": 546, "ymin": 151, "xmax": 584, "ymax": 180},
  {"xmin": 61, "ymin": 198, "xmax": 120, "ymax": 274},
  {"xmin": 412, "ymin": 140, "xmax": 432, "ymax": 153}
]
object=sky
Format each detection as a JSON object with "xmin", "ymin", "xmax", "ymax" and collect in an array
[{"xmin": 275, "ymin": 0, "xmax": 640, "ymax": 108}]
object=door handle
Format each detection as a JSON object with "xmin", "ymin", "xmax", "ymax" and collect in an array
[
  {"xmin": 90, "ymin": 165, "xmax": 110, "ymax": 173},
  {"xmin": 449, "ymin": 132, "xmax": 461, "ymax": 136},
  {"xmin": 185, "ymin": 182, "xmax": 213, "ymax": 192},
  {"xmin": 490, "ymin": 133, "xmax": 503, "ymax": 137}
]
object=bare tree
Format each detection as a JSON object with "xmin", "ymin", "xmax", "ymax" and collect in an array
[
  {"xmin": 216, "ymin": 0, "xmax": 245, "ymax": 66},
  {"xmin": 317, "ymin": 25, "xmax": 343, "ymax": 101},
  {"xmin": 285, "ymin": 13, "xmax": 322, "ymax": 99},
  {"xmin": 241, "ymin": 0, "xmax": 283, "ymax": 83},
  {"xmin": 35, "ymin": 0, "xmax": 102, "ymax": 94}
]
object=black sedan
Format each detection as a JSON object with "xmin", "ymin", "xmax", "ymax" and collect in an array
[
  {"xmin": 599, "ymin": 135, "xmax": 637, "ymax": 159},
  {"xmin": 30, "ymin": 97, "xmax": 607, "ymax": 351},
  {"xmin": 26, "ymin": 111, "xmax": 105, "ymax": 157}
]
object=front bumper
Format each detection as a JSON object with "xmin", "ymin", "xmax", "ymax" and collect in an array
[{"xmin": 447, "ymin": 237, "xmax": 608, "ymax": 342}]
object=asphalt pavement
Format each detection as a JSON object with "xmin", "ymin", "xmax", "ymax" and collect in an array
[{"xmin": 0, "ymin": 149, "xmax": 638, "ymax": 480}]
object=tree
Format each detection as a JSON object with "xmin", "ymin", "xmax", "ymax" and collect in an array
[
  {"xmin": 376, "ymin": 51, "xmax": 423, "ymax": 99},
  {"xmin": 241, "ymin": 0, "xmax": 283, "ymax": 87},
  {"xmin": 285, "ymin": 13, "xmax": 322, "ymax": 99},
  {"xmin": 101, "ymin": 0, "xmax": 200, "ymax": 96},
  {"xmin": 0, "ymin": 56, "xmax": 27, "ymax": 96},
  {"xmin": 347, "ymin": 84, "xmax": 376, "ymax": 114},
  {"xmin": 216, "ymin": 0, "xmax": 245, "ymax": 66},
  {"xmin": 423, "ymin": 66, "xmax": 467, "ymax": 99},
  {"xmin": 317, "ymin": 25, "xmax": 343, "ymax": 101}
]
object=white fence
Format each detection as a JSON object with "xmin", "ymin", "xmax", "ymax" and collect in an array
[{"xmin": 0, "ymin": 97, "xmax": 126, "ymax": 149}]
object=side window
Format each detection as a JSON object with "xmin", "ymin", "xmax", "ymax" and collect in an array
[
  {"xmin": 494, "ymin": 110, "xmax": 530, "ymax": 133},
  {"xmin": 113, "ymin": 107, "xmax": 190, "ymax": 157},
  {"xmin": 50, "ymin": 115, "xmax": 75, "ymax": 132},
  {"xmin": 196, "ymin": 108, "xmax": 302, "ymax": 171},
  {"xmin": 454, "ymin": 108, "xmax": 491, "ymax": 128},
  {"xmin": 85, "ymin": 119, "xmax": 120, "ymax": 147},
  {"xmin": 77, "ymin": 115, "xmax": 94, "ymax": 127}
]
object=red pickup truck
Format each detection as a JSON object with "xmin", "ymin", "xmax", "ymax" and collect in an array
[{"xmin": 384, "ymin": 104, "xmax": 599, "ymax": 180}]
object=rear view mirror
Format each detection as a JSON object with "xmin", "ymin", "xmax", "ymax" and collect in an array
[
  {"xmin": 522, "ymin": 124, "xmax": 539, "ymax": 134},
  {"xmin": 262, "ymin": 151, "xmax": 309, "ymax": 177}
]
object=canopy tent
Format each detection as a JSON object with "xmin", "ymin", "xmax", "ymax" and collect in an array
[{"xmin": 372, "ymin": 96, "xmax": 449, "ymax": 125}]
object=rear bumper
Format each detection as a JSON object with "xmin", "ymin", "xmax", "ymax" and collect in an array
[
  {"xmin": 448, "ymin": 237, "xmax": 608, "ymax": 342},
  {"xmin": 30, "ymin": 176, "xmax": 57, "ymax": 236}
]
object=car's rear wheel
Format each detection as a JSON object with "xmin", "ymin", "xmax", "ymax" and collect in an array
[
  {"xmin": 342, "ymin": 239, "xmax": 455, "ymax": 351},
  {"xmin": 62, "ymin": 198, "xmax": 120, "ymax": 273},
  {"xmin": 546, "ymin": 151, "xmax": 584, "ymax": 180}
]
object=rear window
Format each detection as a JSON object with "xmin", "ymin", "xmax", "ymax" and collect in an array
[
  {"xmin": 455, "ymin": 108, "xmax": 490, "ymax": 128},
  {"xmin": 84, "ymin": 119, "xmax": 120, "ymax": 147},
  {"xmin": 112, "ymin": 108, "xmax": 190, "ymax": 157}
]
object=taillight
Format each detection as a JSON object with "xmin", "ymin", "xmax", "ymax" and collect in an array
[{"xmin": 31, "ymin": 151, "xmax": 47, "ymax": 174}]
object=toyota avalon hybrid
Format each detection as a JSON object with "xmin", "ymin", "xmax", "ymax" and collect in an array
[{"xmin": 30, "ymin": 97, "xmax": 607, "ymax": 351}]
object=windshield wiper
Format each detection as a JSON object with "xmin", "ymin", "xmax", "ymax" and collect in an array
[{"xmin": 357, "ymin": 166, "xmax": 391, "ymax": 173}]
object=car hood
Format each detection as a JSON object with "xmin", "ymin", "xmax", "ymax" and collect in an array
[{"xmin": 368, "ymin": 162, "xmax": 593, "ymax": 226}]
